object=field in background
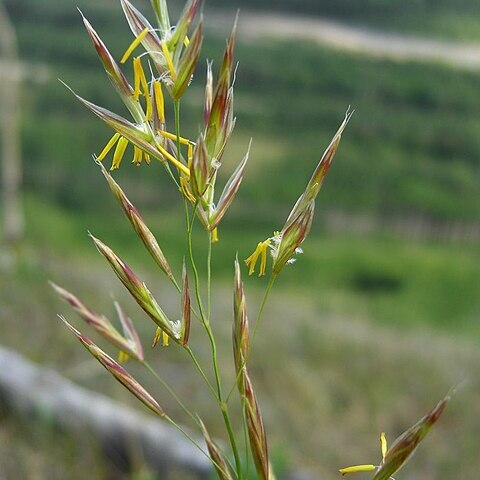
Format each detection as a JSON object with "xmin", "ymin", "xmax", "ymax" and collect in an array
[
  {"xmin": 204, "ymin": 0, "xmax": 480, "ymax": 41},
  {"xmin": 2, "ymin": 196, "xmax": 479, "ymax": 478},
  {"xmin": 6, "ymin": 0, "xmax": 480, "ymax": 223},
  {"xmin": 1, "ymin": 0, "xmax": 480, "ymax": 478}
]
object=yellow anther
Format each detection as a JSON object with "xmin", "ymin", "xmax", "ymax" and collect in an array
[
  {"xmin": 339, "ymin": 432, "xmax": 388, "ymax": 476},
  {"xmin": 145, "ymin": 92, "xmax": 153, "ymax": 121},
  {"xmin": 211, "ymin": 228, "xmax": 219, "ymax": 243},
  {"xmin": 111, "ymin": 136, "xmax": 129, "ymax": 170},
  {"xmin": 154, "ymin": 141, "xmax": 190, "ymax": 176},
  {"xmin": 161, "ymin": 40, "xmax": 177, "ymax": 80},
  {"xmin": 97, "ymin": 132, "xmax": 121, "ymax": 161},
  {"xmin": 158, "ymin": 130, "xmax": 191, "ymax": 145},
  {"xmin": 180, "ymin": 175, "xmax": 195, "ymax": 203},
  {"xmin": 380, "ymin": 432, "xmax": 388, "ymax": 460},
  {"xmin": 187, "ymin": 143, "xmax": 193, "ymax": 168},
  {"xmin": 133, "ymin": 57, "xmax": 144, "ymax": 101},
  {"xmin": 153, "ymin": 80, "xmax": 165, "ymax": 123},
  {"xmin": 118, "ymin": 351, "xmax": 130, "ymax": 364},
  {"xmin": 339, "ymin": 465, "xmax": 376, "ymax": 476},
  {"xmin": 133, "ymin": 57, "xmax": 152, "ymax": 120},
  {"xmin": 132, "ymin": 145, "xmax": 143, "ymax": 165},
  {"xmin": 144, "ymin": 153, "xmax": 151, "ymax": 165},
  {"xmin": 245, "ymin": 240, "xmax": 271, "ymax": 277},
  {"xmin": 184, "ymin": 36, "xmax": 190, "ymax": 47},
  {"xmin": 152, "ymin": 327, "xmax": 162, "ymax": 348},
  {"xmin": 162, "ymin": 330, "xmax": 169, "ymax": 347},
  {"xmin": 121, "ymin": 27, "xmax": 149, "ymax": 64}
]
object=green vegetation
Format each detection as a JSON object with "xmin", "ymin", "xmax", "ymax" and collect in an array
[
  {"xmin": 6, "ymin": 0, "xmax": 480, "ymax": 223},
  {"xmin": 23, "ymin": 195, "xmax": 480, "ymax": 339},
  {"xmin": 205, "ymin": 0, "xmax": 480, "ymax": 41},
  {"xmin": 3, "ymin": 209, "xmax": 480, "ymax": 478}
]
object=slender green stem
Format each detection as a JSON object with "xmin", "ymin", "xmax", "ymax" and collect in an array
[
  {"xmin": 164, "ymin": 415, "xmax": 208, "ymax": 457},
  {"xmin": 144, "ymin": 361, "xmax": 199, "ymax": 427},
  {"xmin": 207, "ymin": 232, "xmax": 212, "ymax": 321},
  {"xmin": 174, "ymin": 97, "xmax": 242, "ymax": 480},
  {"xmin": 187, "ymin": 211, "xmax": 208, "ymax": 325},
  {"xmin": 203, "ymin": 235, "xmax": 243, "ymax": 479},
  {"xmin": 242, "ymin": 400, "xmax": 250, "ymax": 478},
  {"xmin": 226, "ymin": 274, "xmax": 277, "ymax": 403},
  {"xmin": 170, "ymin": 275, "xmax": 181, "ymax": 293},
  {"xmin": 161, "ymin": 159, "xmax": 180, "ymax": 189},
  {"xmin": 220, "ymin": 400, "xmax": 243, "ymax": 479},
  {"xmin": 164, "ymin": 415, "xmax": 235, "ymax": 479},
  {"xmin": 185, "ymin": 346, "xmax": 218, "ymax": 401}
]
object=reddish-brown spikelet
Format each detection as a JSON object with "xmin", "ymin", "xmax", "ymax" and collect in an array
[
  {"xmin": 60, "ymin": 316, "xmax": 164, "ymax": 417},
  {"xmin": 89, "ymin": 234, "xmax": 176, "ymax": 341},
  {"xmin": 198, "ymin": 418, "xmax": 235, "ymax": 480},
  {"xmin": 244, "ymin": 371, "xmax": 271, "ymax": 480},
  {"xmin": 272, "ymin": 200, "xmax": 314, "ymax": 275},
  {"xmin": 208, "ymin": 142, "xmax": 250, "ymax": 230},
  {"xmin": 284, "ymin": 110, "xmax": 353, "ymax": 231},
  {"xmin": 168, "ymin": 0, "xmax": 200, "ymax": 50},
  {"xmin": 114, "ymin": 301, "xmax": 144, "ymax": 362},
  {"xmin": 98, "ymin": 161, "xmax": 174, "ymax": 280},
  {"xmin": 204, "ymin": 18, "xmax": 237, "ymax": 160},
  {"xmin": 51, "ymin": 283, "xmax": 144, "ymax": 362},
  {"xmin": 150, "ymin": 0, "xmax": 171, "ymax": 35},
  {"xmin": 204, "ymin": 61, "xmax": 213, "ymax": 124},
  {"xmin": 172, "ymin": 19, "xmax": 203, "ymax": 100},
  {"xmin": 63, "ymin": 84, "xmax": 170, "ymax": 164},
  {"xmin": 233, "ymin": 257, "xmax": 249, "ymax": 392},
  {"xmin": 80, "ymin": 14, "xmax": 133, "ymax": 99},
  {"xmin": 120, "ymin": 0, "xmax": 165, "ymax": 71},
  {"xmin": 190, "ymin": 134, "xmax": 210, "ymax": 201},
  {"xmin": 373, "ymin": 395, "xmax": 450, "ymax": 480}
]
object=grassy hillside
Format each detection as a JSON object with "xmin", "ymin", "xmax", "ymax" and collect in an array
[
  {"xmin": 205, "ymin": 0, "xmax": 480, "ymax": 41},
  {"xmin": 2, "ymin": 218, "xmax": 480, "ymax": 478},
  {"xmin": 5, "ymin": 0, "xmax": 480, "ymax": 225}
]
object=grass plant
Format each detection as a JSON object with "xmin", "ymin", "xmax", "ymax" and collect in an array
[{"xmin": 49, "ymin": 1, "xmax": 455, "ymax": 479}]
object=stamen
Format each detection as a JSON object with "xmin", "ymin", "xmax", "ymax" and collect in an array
[
  {"xmin": 158, "ymin": 130, "xmax": 191, "ymax": 145},
  {"xmin": 152, "ymin": 326, "xmax": 162, "ymax": 347},
  {"xmin": 187, "ymin": 142, "xmax": 193, "ymax": 168},
  {"xmin": 133, "ymin": 57, "xmax": 143, "ymax": 101},
  {"xmin": 133, "ymin": 57, "xmax": 153, "ymax": 120},
  {"xmin": 132, "ymin": 145, "xmax": 143, "ymax": 165},
  {"xmin": 180, "ymin": 175, "xmax": 195, "ymax": 203},
  {"xmin": 121, "ymin": 27, "xmax": 149, "ymax": 64},
  {"xmin": 153, "ymin": 80, "xmax": 165, "ymax": 123},
  {"xmin": 245, "ymin": 239, "xmax": 271, "ymax": 276},
  {"xmin": 339, "ymin": 465, "xmax": 376, "ymax": 476},
  {"xmin": 245, "ymin": 243, "xmax": 262, "ymax": 276},
  {"xmin": 111, "ymin": 136, "xmax": 129, "ymax": 170},
  {"xmin": 259, "ymin": 240, "xmax": 270, "ymax": 275},
  {"xmin": 162, "ymin": 330, "xmax": 169, "ymax": 347},
  {"xmin": 184, "ymin": 36, "xmax": 190, "ymax": 47},
  {"xmin": 97, "ymin": 132, "xmax": 121, "ymax": 161},
  {"xmin": 118, "ymin": 351, "xmax": 129, "ymax": 364},
  {"xmin": 381, "ymin": 432, "xmax": 388, "ymax": 460},
  {"xmin": 154, "ymin": 140, "xmax": 190, "ymax": 176},
  {"xmin": 161, "ymin": 40, "xmax": 177, "ymax": 80},
  {"xmin": 145, "ymin": 91, "xmax": 153, "ymax": 121},
  {"xmin": 144, "ymin": 153, "xmax": 151, "ymax": 165}
]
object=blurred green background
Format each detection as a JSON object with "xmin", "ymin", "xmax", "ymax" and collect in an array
[{"xmin": 1, "ymin": 0, "xmax": 479, "ymax": 478}]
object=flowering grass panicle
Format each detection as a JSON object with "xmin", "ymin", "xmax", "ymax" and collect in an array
[{"xmin": 52, "ymin": 1, "xmax": 451, "ymax": 478}]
